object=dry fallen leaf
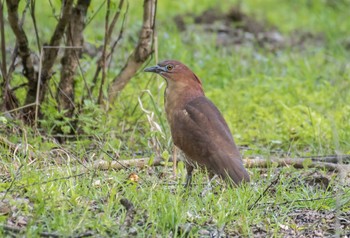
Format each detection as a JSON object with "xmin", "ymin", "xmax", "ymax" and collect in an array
[{"xmin": 128, "ymin": 173, "xmax": 139, "ymax": 183}]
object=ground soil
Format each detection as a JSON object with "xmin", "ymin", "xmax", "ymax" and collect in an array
[{"xmin": 173, "ymin": 6, "xmax": 325, "ymax": 51}]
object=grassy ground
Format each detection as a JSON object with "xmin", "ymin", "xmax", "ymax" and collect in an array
[{"xmin": 1, "ymin": 0, "xmax": 350, "ymax": 237}]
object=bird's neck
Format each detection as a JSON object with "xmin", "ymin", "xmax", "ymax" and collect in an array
[{"xmin": 164, "ymin": 81, "xmax": 204, "ymax": 117}]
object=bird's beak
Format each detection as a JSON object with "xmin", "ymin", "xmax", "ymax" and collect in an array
[{"xmin": 144, "ymin": 65, "xmax": 164, "ymax": 74}]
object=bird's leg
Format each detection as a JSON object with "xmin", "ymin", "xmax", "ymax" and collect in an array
[
  {"xmin": 201, "ymin": 174, "xmax": 218, "ymax": 197},
  {"xmin": 172, "ymin": 146, "xmax": 177, "ymax": 177},
  {"xmin": 184, "ymin": 163, "xmax": 194, "ymax": 188},
  {"xmin": 185, "ymin": 174, "xmax": 192, "ymax": 188}
]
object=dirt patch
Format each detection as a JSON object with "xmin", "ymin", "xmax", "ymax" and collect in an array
[
  {"xmin": 173, "ymin": 7, "xmax": 324, "ymax": 51},
  {"xmin": 283, "ymin": 209, "xmax": 350, "ymax": 237},
  {"xmin": 222, "ymin": 209, "xmax": 350, "ymax": 237}
]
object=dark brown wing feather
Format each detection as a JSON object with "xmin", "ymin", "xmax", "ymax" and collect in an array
[{"xmin": 171, "ymin": 96, "xmax": 250, "ymax": 184}]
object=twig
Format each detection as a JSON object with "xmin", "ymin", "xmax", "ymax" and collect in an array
[
  {"xmin": 107, "ymin": 0, "xmax": 128, "ymax": 70},
  {"xmin": 98, "ymin": 146, "xmax": 130, "ymax": 170},
  {"xmin": 0, "ymin": 136, "xmax": 18, "ymax": 150},
  {"xmin": 7, "ymin": 44, "xmax": 18, "ymax": 77},
  {"xmin": 93, "ymin": 0, "xmax": 125, "ymax": 105},
  {"xmin": 84, "ymin": 0, "xmax": 106, "ymax": 28},
  {"xmin": 1, "ymin": 102, "xmax": 36, "ymax": 114},
  {"xmin": 11, "ymin": 83, "xmax": 27, "ymax": 91},
  {"xmin": 0, "ymin": 225, "xmax": 25, "ymax": 236},
  {"xmin": 248, "ymin": 171, "xmax": 281, "ymax": 210},
  {"xmin": 120, "ymin": 198, "xmax": 136, "ymax": 227},
  {"xmin": 256, "ymin": 195, "xmax": 338, "ymax": 208},
  {"xmin": 93, "ymin": 156, "xmax": 163, "ymax": 171},
  {"xmin": 244, "ymin": 158, "xmax": 350, "ymax": 173},
  {"xmin": 34, "ymin": 48, "xmax": 43, "ymax": 125},
  {"xmin": 107, "ymin": 0, "xmax": 125, "ymax": 40},
  {"xmin": 73, "ymin": 231, "xmax": 95, "ymax": 238},
  {"xmin": 6, "ymin": 172, "xmax": 87, "ymax": 193},
  {"xmin": 74, "ymin": 51, "xmax": 92, "ymax": 101},
  {"xmin": 0, "ymin": 1, "xmax": 7, "ymax": 79},
  {"xmin": 48, "ymin": 0, "xmax": 59, "ymax": 21},
  {"xmin": 30, "ymin": 0, "xmax": 41, "ymax": 53},
  {"xmin": 89, "ymin": 0, "xmax": 128, "ymax": 96},
  {"xmin": 97, "ymin": 0, "xmax": 111, "ymax": 105},
  {"xmin": 137, "ymin": 90, "xmax": 166, "ymax": 156},
  {"xmin": 0, "ymin": 135, "xmax": 37, "ymax": 163},
  {"xmin": 1, "ymin": 164, "xmax": 24, "ymax": 202},
  {"xmin": 151, "ymin": 0, "xmax": 158, "ymax": 64},
  {"xmin": 0, "ymin": 224, "xmax": 94, "ymax": 237},
  {"xmin": 297, "ymin": 154, "xmax": 349, "ymax": 164}
]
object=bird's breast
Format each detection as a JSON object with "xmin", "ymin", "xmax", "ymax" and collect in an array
[{"xmin": 164, "ymin": 84, "xmax": 204, "ymax": 142}]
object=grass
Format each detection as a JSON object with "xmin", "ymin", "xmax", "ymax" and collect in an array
[{"xmin": 1, "ymin": 0, "xmax": 350, "ymax": 236}]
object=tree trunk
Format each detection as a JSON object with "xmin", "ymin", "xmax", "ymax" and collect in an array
[{"xmin": 57, "ymin": 0, "xmax": 91, "ymax": 118}]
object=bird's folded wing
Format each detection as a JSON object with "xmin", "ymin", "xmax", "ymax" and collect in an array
[
  {"xmin": 172, "ymin": 96, "xmax": 239, "ymax": 159},
  {"xmin": 185, "ymin": 96, "xmax": 234, "ymax": 144}
]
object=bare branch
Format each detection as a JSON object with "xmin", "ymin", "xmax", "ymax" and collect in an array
[
  {"xmin": 107, "ymin": 0, "xmax": 125, "ymax": 41},
  {"xmin": 248, "ymin": 172, "xmax": 281, "ymax": 210},
  {"xmin": 48, "ymin": 0, "xmax": 60, "ymax": 21},
  {"xmin": 244, "ymin": 157, "xmax": 350, "ymax": 177},
  {"xmin": 95, "ymin": 0, "xmax": 125, "ymax": 105},
  {"xmin": 6, "ymin": 0, "xmax": 36, "ymax": 89},
  {"xmin": 30, "ymin": 0, "xmax": 41, "ymax": 53},
  {"xmin": 93, "ymin": 156, "xmax": 162, "ymax": 170},
  {"xmin": 90, "ymin": 0, "xmax": 127, "ymax": 99},
  {"xmin": 108, "ymin": 0, "xmax": 157, "ymax": 102},
  {"xmin": 85, "ymin": 0, "xmax": 106, "ymax": 28},
  {"xmin": 0, "ymin": 224, "xmax": 94, "ymax": 237},
  {"xmin": 107, "ymin": 1, "xmax": 128, "ymax": 70},
  {"xmin": 97, "ymin": 0, "xmax": 111, "ymax": 105},
  {"xmin": 0, "ymin": 1, "xmax": 7, "ymax": 79},
  {"xmin": 1, "ymin": 164, "xmax": 24, "ymax": 202}
]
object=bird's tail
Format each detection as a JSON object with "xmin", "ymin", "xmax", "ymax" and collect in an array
[{"xmin": 220, "ymin": 157, "xmax": 250, "ymax": 185}]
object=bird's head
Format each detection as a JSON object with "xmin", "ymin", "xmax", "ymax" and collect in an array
[{"xmin": 144, "ymin": 60, "xmax": 203, "ymax": 93}]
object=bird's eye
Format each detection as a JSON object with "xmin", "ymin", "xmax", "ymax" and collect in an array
[{"xmin": 166, "ymin": 65, "xmax": 173, "ymax": 71}]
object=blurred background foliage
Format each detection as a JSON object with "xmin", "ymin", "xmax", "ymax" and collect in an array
[{"xmin": 1, "ymin": 0, "xmax": 350, "ymax": 159}]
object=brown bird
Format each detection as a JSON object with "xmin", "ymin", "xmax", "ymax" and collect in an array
[{"xmin": 144, "ymin": 60, "xmax": 250, "ymax": 186}]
